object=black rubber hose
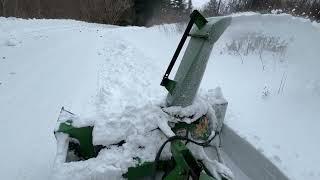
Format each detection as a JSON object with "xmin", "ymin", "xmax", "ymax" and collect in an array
[{"xmin": 153, "ymin": 132, "xmax": 218, "ymax": 180}]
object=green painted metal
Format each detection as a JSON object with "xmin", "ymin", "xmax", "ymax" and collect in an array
[
  {"xmin": 166, "ymin": 16, "xmax": 232, "ymax": 107},
  {"xmin": 192, "ymin": 10, "xmax": 208, "ymax": 29},
  {"xmin": 161, "ymin": 10, "xmax": 207, "ymax": 95},
  {"xmin": 124, "ymin": 162, "xmax": 155, "ymax": 179},
  {"xmin": 170, "ymin": 140, "xmax": 203, "ymax": 178},
  {"xmin": 164, "ymin": 79, "xmax": 177, "ymax": 94},
  {"xmin": 160, "ymin": 10, "xmax": 208, "ymax": 93},
  {"xmin": 164, "ymin": 165, "xmax": 187, "ymax": 180},
  {"xmin": 125, "ymin": 140, "xmax": 215, "ymax": 180},
  {"xmin": 56, "ymin": 120, "xmax": 95, "ymax": 159},
  {"xmin": 124, "ymin": 160, "xmax": 174, "ymax": 179}
]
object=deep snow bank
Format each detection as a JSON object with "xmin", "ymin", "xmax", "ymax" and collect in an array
[
  {"xmin": 205, "ymin": 13, "xmax": 320, "ymax": 180},
  {"xmin": 0, "ymin": 18, "xmax": 115, "ymax": 180},
  {"xmin": 0, "ymin": 13, "xmax": 319, "ymax": 180}
]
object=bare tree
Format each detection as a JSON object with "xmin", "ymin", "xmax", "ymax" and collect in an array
[
  {"xmin": 0, "ymin": 0, "xmax": 7, "ymax": 16},
  {"xmin": 37, "ymin": 0, "xmax": 41, "ymax": 17},
  {"xmin": 203, "ymin": 0, "xmax": 219, "ymax": 16},
  {"xmin": 103, "ymin": 0, "xmax": 132, "ymax": 24},
  {"xmin": 79, "ymin": 0, "xmax": 90, "ymax": 21},
  {"xmin": 14, "ymin": 0, "xmax": 19, "ymax": 17},
  {"xmin": 217, "ymin": 0, "xmax": 222, "ymax": 14},
  {"xmin": 188, "ymin": 0, "xmax": 192, "ymax": 12}
]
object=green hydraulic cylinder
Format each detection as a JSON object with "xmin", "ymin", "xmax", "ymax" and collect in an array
[{"xmin": 163, "ymin": 15, "xmax": 232, "ymax": 107}]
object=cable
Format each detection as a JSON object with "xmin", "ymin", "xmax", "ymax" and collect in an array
[{"xmin": 153, "ymin": 132, "xmax": 219, "ymax": 180}]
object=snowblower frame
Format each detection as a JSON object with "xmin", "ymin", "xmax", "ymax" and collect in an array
[{"xmin": 54, "ymin": 10, "xmax": 232, "ymax": 180}]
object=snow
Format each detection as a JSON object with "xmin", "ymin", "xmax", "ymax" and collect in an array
[
  {"xmin": 192, "ymin": 0, "xmax": 230, "ymax": 9},
  {"xmin": 203, "ymin": 14, "xmax": 320, "ymax": 180},
  {"xmin": 0, "ymin": 18, "xmax": 115, "ymax": 180},
  {"xmin": 192, "ymin": 0, "xmax": 210, "ymax": 8},
  {"xmin": 1, "ymin": 13, "xmax": 320, "ymax": 180},
  {"xmin": 5, "ymin": 37, "xmax": 20, "ymax": 46},
  {"xmin": 162, "ymin": 96, "xmax": 209, "ymax": 124},
  {"xmin": 93, "ymin": 104, "xmax": 170, "ymax": 146}
]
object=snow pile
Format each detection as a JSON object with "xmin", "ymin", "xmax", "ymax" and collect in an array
[
  {"xmin": 53, "ymin": 106, "xmax": 170, "ymax": 180},
  {"xmin": 94, "ymin": 33, "xmax": 166, "ymax": 115},
  {"xmin": 93, "ymin": 104, "xmax": 169, "ymax": 146},
  {"xmin": 53, "ymin": 111, "xmax": 170, "ymax": 180},
  {"xmin": 0, "ymin": 18, "xmax": 114, "ymax": 180}
]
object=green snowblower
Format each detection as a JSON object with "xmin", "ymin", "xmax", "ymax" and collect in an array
[{"xmin": 54, "ymin": 10, "xmax": 289, "ymax": 180}]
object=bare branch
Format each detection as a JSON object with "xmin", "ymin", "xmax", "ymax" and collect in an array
[{"xmin": 103, "ymin": 0, "xmax": 132, "ymax": 24}]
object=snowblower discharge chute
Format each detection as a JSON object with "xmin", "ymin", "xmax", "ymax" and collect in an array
[{"xmin": 54, "ymin": 10, "xmax": 232, "ymax": 180}]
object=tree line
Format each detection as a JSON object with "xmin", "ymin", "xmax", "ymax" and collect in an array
[
  {"xmin": 0, "ymin": 0, "xmax": 319, "ymax": 26},
  {"xmin": 0, "ymin": 0, "xmax": 195, "ymax": 26},
  {"xmin": 0, "ymin": 0, "xmax": 192, "ymax": 26},
  {"xmin": 202, "ymin": 0, "xmax": 320, "ymax": 21},
  {"xmin": 0, "ymin": 0, "xmax": 147, "ymax": 25}
]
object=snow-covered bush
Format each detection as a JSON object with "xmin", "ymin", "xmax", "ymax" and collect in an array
[
  {"xmin": 5, "ymin": 38, "xmax": 19, "ymax": 47},
  {"xmin": 224, "ymin": 32, "xmax": 289, "ymax": 65},
  {"xmin": 202, "ymin": 0, "xmax": 320, "ymax": 22},
  {"xmin": 262, "ymin": 85, "xmax": 271, "ymax": 98}
]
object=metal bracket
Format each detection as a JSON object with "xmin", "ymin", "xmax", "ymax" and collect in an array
[
  {"xmin": 162, "ymin": 78, "xmax": 177, "ymax": 94},
  {"xmin": 189, "ymin": 33, "xmax": 210, "ymax": 39},
  {"xmin": 191, "ymin": 10, "xmax": 208, "ymax": 29},
  {"xmin": 160, "ymin": 10, "xmax": 207, "ymax": 93}
]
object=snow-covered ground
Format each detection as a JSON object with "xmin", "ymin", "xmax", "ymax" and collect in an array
[{"xmin": 0, "ymin": 13, "xmax": 319, "ymax": 180}]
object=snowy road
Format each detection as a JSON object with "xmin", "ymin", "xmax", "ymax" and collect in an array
[
  {"xmin": 0, "ymin": 19, "xmax": 111, "ymax": 179},
  {"xmin": 1, "ymin": 14, "xmax": 320, "ymax": 180}
]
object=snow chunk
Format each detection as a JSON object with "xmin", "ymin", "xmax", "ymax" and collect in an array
[
  {"xmin": 162, "ymin": 87, "xmax": 227, "ymax": 132},
  {"xmin": 162, "ymin": 97, "xmax": 209, "ymax": 124},
  {"xmin": 54, "ymin": 133, "xmax": 70, "ymax": 164},
  {"xmin": 93, "ymin": 104, "xmax": 170, "ymax": 146},
  {"xmin": 5, "ymin": 38, "xmax": 20, "ymax": 47},
  {"xmin": 203, "ymin": 87, "xmax": 227, "ymax": 105},
  {"xmin": 271, "ymin": 9, "xmax": 283, "ymax": 14},
  {"xmin": 55, "ymin": 108, "xmax": 95, "ymax": 131}
]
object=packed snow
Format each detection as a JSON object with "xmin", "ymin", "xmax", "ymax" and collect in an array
[{"xmin": 0, "ymin": 13, "xmax": 320, "ymax": 180}]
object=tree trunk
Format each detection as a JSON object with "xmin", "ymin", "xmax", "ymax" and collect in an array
[
  {"xmin": 1, "ymin": 0, "xmax": 7, "ymax": 16},
  {"xmin": 38, "ymin": 0, "xmax": 41, "ymax": 18},
  {"xmin": 217, "ymin": 0, "xmax": 222, "ymax": 14},
  {"xmin": 14, "ymin": 0, "xmax": 19, "ymax": 17}
]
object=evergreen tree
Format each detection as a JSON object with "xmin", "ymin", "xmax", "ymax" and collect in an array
[
  {"xmin": 134, "ymin": 0, "xmax": 161, "ymax": 26},
  {"xmin": 171, "ymin": 0, "xmax": 187, "ymax": 10},
  {"xmin": 187, "ymin": 0, "xmax": 193, "ymax": 13},
  {"xmin": 203, "ymin": 0, "xmax": 219, "ymax": 17}
]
